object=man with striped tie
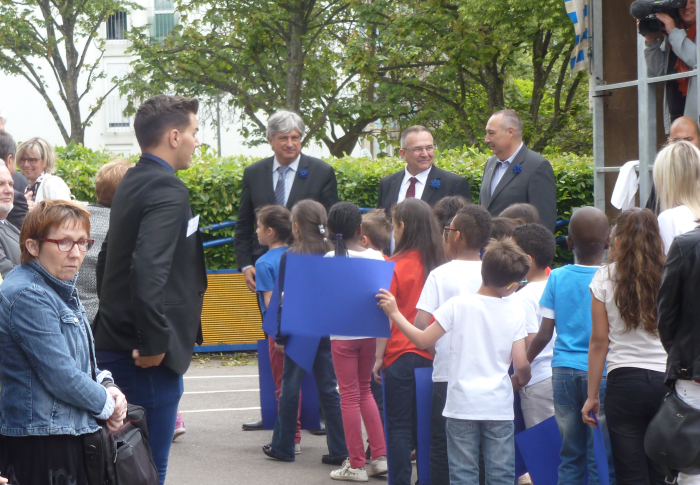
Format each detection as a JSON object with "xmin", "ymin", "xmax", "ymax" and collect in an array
[{"xmin": 235, "ymin": 110, "xmax": 339, "ymax": 295}]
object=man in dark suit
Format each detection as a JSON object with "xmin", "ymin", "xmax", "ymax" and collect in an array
[
  {"xmin": 479, "ymin": 110, "xmax": 557, "ymax": 232},
  {"xmin": 94, "ymin": 95, "xmax": 207, "ymax": 485},
  {"xmin": 377, "ymin": 125, "xmax": 472, "ymax": 251},
  {"xmin": 0, "ymin": 130, "xmax": 28, "ymax": 229},
  {"xmin": 235, "ymin": 110, "xmax": 339, "ymax": 292},
  {"xmin": 0, "ymin": 164, "xmax": 20, "ymax": 278}
]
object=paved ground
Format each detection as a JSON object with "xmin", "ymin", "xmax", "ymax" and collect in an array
[{"xmin": 167, "ymin": 357, "xmax": 398, "ymax": 485}]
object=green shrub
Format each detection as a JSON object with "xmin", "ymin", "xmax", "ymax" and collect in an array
[{"xmin": 55, "ymin": 144, "xmax": 592, "ymax": 269}]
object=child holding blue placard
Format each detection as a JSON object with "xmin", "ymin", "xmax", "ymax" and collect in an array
[
  {"xmin": 372, "ymin": 197, "xmax": 446, "ymax": 485},
  {"xmin": 254, "ymin": 205, "xmax": 302, "ymax": 452},
  {"xmin": 527, "ymin": 207, "xmax": 616, "ymax": 485},
  {"xmin": 377, "ymin": 238, "xmax": 532, "ymax": 485},
  {"xmin": 414, "ymin": 204, "xmax": 492, "ymax": 485},
  {"xmin": 324, "ymin": 201, "xmax": 387, "ymax": 482},
  {"xmin": 264, "ymin": 200, "xmax": 348, "ymax": 465}
]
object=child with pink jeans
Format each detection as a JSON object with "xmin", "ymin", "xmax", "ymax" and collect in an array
[{"xmin": 326, "ymin": 202, "xmax": 388, "ymax": 481}]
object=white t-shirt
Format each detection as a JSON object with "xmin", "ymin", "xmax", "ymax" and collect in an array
[
  {"xmin": 433, "ymin": 294, "xmax": 527, "ymax": 420},
  {"xmin": 415, "ymin": 260, "xmax": 482, "ymax": 382},
  {"xmin": 658, "ymin": 205, "xmax": 698, "ymax": 254},
  {"xmin": 511, "ymin": 280, "xmax": 554, "ymax": 386},
  {"xmin": 589, "ymin": 264, "xmax": 667, "ymax": 373},
  {"xmin": 325, "ymin": 248, "xmax": 385, "ymax": 340}
]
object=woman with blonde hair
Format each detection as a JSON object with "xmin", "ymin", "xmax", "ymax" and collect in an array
[
  {"xmin": 653, "ymin": 140, "xmax": 700, "ymax": 253},
  {"xmin": 16, "ymin": 137, "xmax": 71, "ymax": 209}
]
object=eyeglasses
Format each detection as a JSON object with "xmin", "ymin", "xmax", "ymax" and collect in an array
[
  {"xmin": 19, "ymin": 157, "xmax": 40, "ymax": 165},
  {"xmin": 408, "ymin": 145, "xmax": 435, "ymax": 154},
  {"xmin": 39, "ymin": 238, "xmax": 95, "ymax": 252},
  {"xmin": 443, "ymin": 226, "xmax": 457, "ymax": 242},
  {"xmin": 507, "ymin": 278, "xmax": 528, "ymax": 290}
]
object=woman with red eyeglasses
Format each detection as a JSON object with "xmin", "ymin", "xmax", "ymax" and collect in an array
[{"xmin": 0, "ymin": 200, "xmax": 126, "ymax": 485}]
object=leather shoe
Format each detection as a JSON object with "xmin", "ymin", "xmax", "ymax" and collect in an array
[
  {"xmin": 262, "ymin": 443, "xmax": 294, "ymax": 462},
  {"xmin": 308, "ymin": 419, "xmax": 326, "ymax": 436},
  {"xmin": 322, "ymin": 454, "xmax": 348, "ymax": 465},
  {"xmin": 242, "ymin": 418, "xmax": 263, "ymax": 431}
]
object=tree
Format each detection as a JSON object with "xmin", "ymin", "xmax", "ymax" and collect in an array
[
  {"xmin": 0, "ymin": 0, "xmax": 139, "ymax": 144},
  {"xmin": 120, "ymin": 0, "xmax": 405, "ymax": 157},
  {"xmin": 348, "ymin": 0, "xmax": 590, "ymax": 153}
]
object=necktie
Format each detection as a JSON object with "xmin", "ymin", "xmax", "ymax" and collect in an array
[
  {"xmin": 406, "ymin": 177, "xmax": 418, "ymax": 199},
  {"xmin": 275, "ymin": 166, "xmax": 290, "ymax": 206}
]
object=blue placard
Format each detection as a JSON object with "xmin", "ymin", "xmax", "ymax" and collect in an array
[
  {"xmin": 281, "ymin": 254, "xmax": 394, "ymax": 338},
  {"xmin": 415, "ymin": 367, "xmax": 433, "ymax": 485},
  {"xmin": 515, "ymin": 416, "xmax": 562, "ymax": 485},
  {"xmin": 591, "ymin": 414, "xmax": 610, "ymax": 485}
]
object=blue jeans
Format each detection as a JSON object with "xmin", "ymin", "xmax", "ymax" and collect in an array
[
  {"xmin": 446, "ymin": 418, "xmax": 515, "ymax": 485},
  {"xmin": 97, "ymin": 351, "xmax": 183, "ymax": 485},
  {"xmin": 431, "ymin": 381, "xmax": 449, "ymax": 485},
  {"xmin": 552, "ymin": 367, "xmax": 616, "ymax": 485},
  {"xmin": 383, "ymin": 352, "xmax": 433, "ymax": 485},
  {"xmin": 270, "ymin": 337, "xmax": 347, "ymax": 461}
]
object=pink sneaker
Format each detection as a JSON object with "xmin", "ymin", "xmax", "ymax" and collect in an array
[{"xmin": 173, "ymin": 412, "xmax": 186, "ymax": 441}]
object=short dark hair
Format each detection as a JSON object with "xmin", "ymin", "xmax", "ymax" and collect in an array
[
  {"xmin": 361, "ymin": 209, "xmax": 392, "ymax": 251},
  {"xmin": 0, "ymin": 130, "xmax": 16, "ymax": 162},
  {"xmin": 432, "ymin": 195, "xmax": 471, "ymax": 228},
  {"xmin": 481, "ymin": 238, "xmax": 530, "ymax": 288},
  {"xmin": 256, "ymin": 205, "xmax": 293, "ymax": 245},
  {"xmin": 490, "ymin": 217, "xmax": 518, "ymax": 240},
  {"xmin": 452, "ymin": 205, "xmax": 492, "ymax": 250},
  {"xmin": 500, "ymin": 203, "xmax": 540, "ymax": 224},
  {"xmin": 512, "ymin": 223, "xmax": 556, "ymax": 269},
  {"xmin": 134, "ymin": 95, "xmax": 199, "ymax": 151},
  {"xmin": 400, "ymin": 125, "xmax": 432, "ymax": 149}
]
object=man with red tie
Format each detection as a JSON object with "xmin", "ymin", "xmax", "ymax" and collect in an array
[{"xmin": 376, "ymin": 125, "xmax": 473, "ymax": 251}]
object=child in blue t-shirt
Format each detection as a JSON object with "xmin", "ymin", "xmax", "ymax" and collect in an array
[
  {"xmin": 254, "ymin": 205, "xmax": 292, "ymax": 316},
  {"xmin": 527, "ymin": 207, "xmax": 616, "ymax": 485}
]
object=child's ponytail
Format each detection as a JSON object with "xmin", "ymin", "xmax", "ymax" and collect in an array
[
  {"xmin": 290, "ymin": 199, "xmax": 332, "ymax": 255},
  {"xmin": 328, "ymin": 201, "xmax": 363, "ymax": 257}
]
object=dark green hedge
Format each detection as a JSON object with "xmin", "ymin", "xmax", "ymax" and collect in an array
[{"xmin": 55, "ymin": 144, "xmax": 592, "ymax": 269}]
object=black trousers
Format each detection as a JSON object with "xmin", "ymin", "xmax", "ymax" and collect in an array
[
  {"xmin": 430, "ymin": 381, "xmax": 449, "ymax": 485},
  {"xmin": 604, "ymin": 367, "xmax": 668, "ymax": 485}
]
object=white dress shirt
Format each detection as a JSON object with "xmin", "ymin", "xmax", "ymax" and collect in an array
[
  {"xmin": 397, "ymin": 166, "xmax": 432, "ymax": 204},
  {"xmin": 272, "ymin": 155, "xmax": 301, "ymax": 207},
  {"xmin": 490, "ymin": 142, "xmax": 524, "ymax": 196}
]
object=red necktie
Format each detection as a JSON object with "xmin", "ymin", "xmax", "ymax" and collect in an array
[{"xmin": 406, "ymin": 177, "xmax": 418, "ymax": 199}]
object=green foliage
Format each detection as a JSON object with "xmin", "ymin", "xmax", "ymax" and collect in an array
[{"xmin": 56, "ymin": 145, "xmax": 593, "ymax": 269}]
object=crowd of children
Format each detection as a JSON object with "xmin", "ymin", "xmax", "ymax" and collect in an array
[{"xmin": 250, "ymin": 191, "xmax": 688, "ymax": 485}]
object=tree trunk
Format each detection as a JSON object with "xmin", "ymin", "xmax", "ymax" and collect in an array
[{"xmin": 323, "ymin": 132, "xmax": 363, "ymax": 157}]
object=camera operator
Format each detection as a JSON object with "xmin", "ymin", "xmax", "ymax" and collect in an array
[{"xmin": 643, "ymin": 0, "xmax": 698, "ymax": 133}]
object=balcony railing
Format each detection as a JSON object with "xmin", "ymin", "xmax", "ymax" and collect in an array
[{"xmin": 103, "ymin": 96, "xmax": 132, "ymax": 134}]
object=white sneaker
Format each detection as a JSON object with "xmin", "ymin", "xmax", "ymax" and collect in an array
[
  {"xmin": 295, "ymin": 444, "xmax": 301, "ymax": 455},
  {"xmin": 366, "ymin": 456, "xmax": 388, "ymax": 477},
  {"xmin": 330, "ymin": 459, "xmax": 369, "ymax": 482}
]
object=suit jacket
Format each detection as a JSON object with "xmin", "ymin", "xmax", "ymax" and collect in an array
[
  {"xmin": 376, "ymin": 164, "xmax": 473, "ymax": 213},
  {"xmin": 94, "ymin": 157, "xmax": 208, "ymax": 375},
  {"xmin": 479, "ymin": 146, "xmax": 557, "ymax": 232},
  {"xmin": 234, "ymin": 153, "xmax": 339, "ymax": 269},
  {"xmin": 6, "ymin": 189, "xmax": 28, "ymax": 229},
  {"xmin": 0, "ymin": 220, "xmax": 20, "ymax": 278}
]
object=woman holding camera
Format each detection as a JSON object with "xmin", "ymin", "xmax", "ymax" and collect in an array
[{"xmin": 643, "ymin": 0, "xmax": 697, "ymax": 133}]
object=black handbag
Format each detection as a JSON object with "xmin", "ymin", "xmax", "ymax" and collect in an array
[{"xmin": 644, "ymin": 385, "xmax": 700, "ymax": 484}]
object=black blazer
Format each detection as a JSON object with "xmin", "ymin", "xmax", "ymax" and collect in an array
[
  {"xmin": 7, "ymin": 189, "xmax": 27, "ymax": 229},
  {"xmin": 376, "ymin": 165, "xmax": 473, "ymax": 213},
  {"xmin": 94, "ymin": 157, "xmax": 208, "ymax": 375},
  {"xmin": 478, "ymin": 146, "xmax": 557, "ymax": 232},
  {"xmin": 234, "ymin": 153, "xmax": 339, "ymax": 269}
]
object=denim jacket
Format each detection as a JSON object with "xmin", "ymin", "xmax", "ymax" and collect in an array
[{"xmin": 0, "ymin": 262, "xmax": 114, "ymax": 436}]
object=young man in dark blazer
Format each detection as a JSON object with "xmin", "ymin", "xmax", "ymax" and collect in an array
[
  {"xmin": 479, "ymin": 110, "xmax": 557, "ymax": 232},
  {"xmin": 94, "ymin": 95, "xmax": 207, "ymax": 485},
  {"xmin": 235, "ymin": 110, "xmax": 339, "ymax": 292}
]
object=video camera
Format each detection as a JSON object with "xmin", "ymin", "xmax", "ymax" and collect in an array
[{"xmin": 631, "ymin": 0, "xmax": 687, "ymax": 35}]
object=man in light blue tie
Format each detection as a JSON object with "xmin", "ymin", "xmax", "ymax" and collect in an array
[{"xmin": 478, "ymin": 110, "xmax": 557, "ymax": 232}]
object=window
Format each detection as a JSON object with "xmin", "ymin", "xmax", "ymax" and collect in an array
[
  {"xmin": 151, "ymin": 0, "xmax": 177, "ymax": 42},
  {"xmin": 105, "ymin": 64, "xmax": 131, "ymax": 132},
  {"xmin": 106, "ymin": 11, "xmax": 128, "ymax": 40}
]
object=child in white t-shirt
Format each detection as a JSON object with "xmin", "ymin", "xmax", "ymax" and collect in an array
[
  {"xmin": 511, "ymin": 223, "xmax": 558, "ymax": 429},
  {"xmin": 414, "ymin": 204, "xmax": 492, "ymax": 484},
  {"xmin": 377, "ymin": 239, "xmax": 531, "ymax": 485}
]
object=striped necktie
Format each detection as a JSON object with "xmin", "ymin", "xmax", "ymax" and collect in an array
[{"xmin": 275, "ymin": 166, "xmax": 290, "ymax": 206}]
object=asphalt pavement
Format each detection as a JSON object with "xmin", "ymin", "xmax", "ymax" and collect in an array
[{"xmin": 167, "ymin": 358, "xmax": 400, "ymax": 485}]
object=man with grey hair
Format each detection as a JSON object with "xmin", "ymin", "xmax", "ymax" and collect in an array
[
  {"xmin": 235, "ymin": 110, "xmax": 338, "ymax": 294},
  {"xmin": 479, "ymin": 110, "xmax": 557, "ymax": 232},
  {"xmin": 0, "ymin": 163, "xmax": 20, "ymax": 278},
  {"xmin": 376, "ymin": 125, "xmax": 472, "ymax": 244},
  {"xmin": 0, "ymin": 130, "xmax": 28, "ymax": 228}
]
